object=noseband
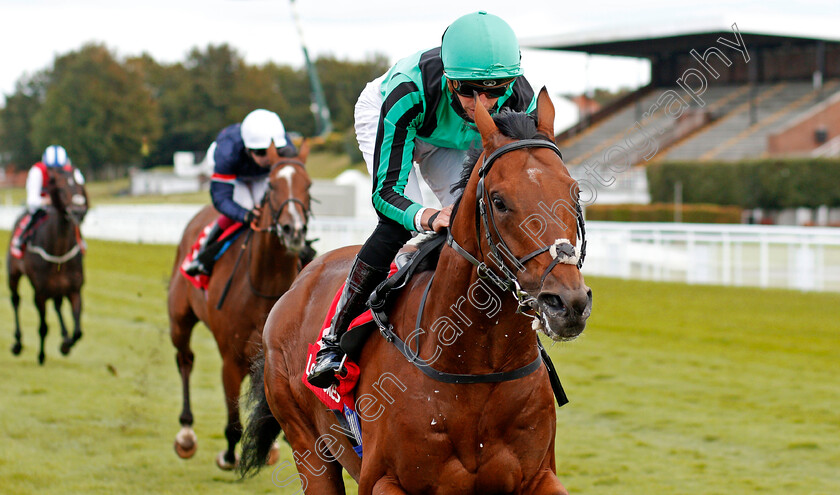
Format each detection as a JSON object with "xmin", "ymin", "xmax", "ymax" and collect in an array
[{"xmin": 447, "ymin": 138, "xmax": 587, "ymax": 313}]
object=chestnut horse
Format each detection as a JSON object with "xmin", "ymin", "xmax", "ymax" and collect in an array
[
  {"xmin": 7, "ymin": 166, "xmax": 88, "ymax": 365},
  {"xmin": 240, "ymin": 89, "xmax": 592, "ymax": 494},
  {"xmin": 167, "ymin": 144, "xmax": 312, "ymax": 469}
]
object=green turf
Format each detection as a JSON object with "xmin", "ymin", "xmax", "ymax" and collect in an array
[{"xmin": 0, "ymin": 231, "xmax": 837, "ymax": 494}]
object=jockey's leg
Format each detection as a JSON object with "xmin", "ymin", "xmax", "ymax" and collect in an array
[
  {"xmin": 306, "ymin": 217, "xmax": 408, "ymax": 388},
  {"xmin": 184, "ymin": 216, "xmax": 232, "ymax": 276},
  {"xmin": 13, "ymin": 209, "xmax": 45, "ymax": 251}
]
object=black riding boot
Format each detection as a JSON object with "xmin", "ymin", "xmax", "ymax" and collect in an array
[
  {"xmin": 184, "ymin": 223, "xmax": 225, "ymax": 276},
  {"xmin": 307, "ymin": 257, "xmax": 389, "ymax": 388},
  {"xmin": 17, "ymin": 209, "xmax": 46, "ymax": 248}
]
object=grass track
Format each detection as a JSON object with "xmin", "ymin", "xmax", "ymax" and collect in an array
[{"xmin": 0, "ymin": 231, "xmax": 838, "ymax": 494}]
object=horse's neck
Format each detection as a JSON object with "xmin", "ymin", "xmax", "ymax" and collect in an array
[
  {"xmin": 36, "ymin": 210, "xmax": 75, "ymax": 251},
  {"xmin": 249, "ymin": 232, "xmax": 297, "ymax": 286},
  {"xmin": 417, "ymin": 247, "xmax": 536, "ymax": 373}
]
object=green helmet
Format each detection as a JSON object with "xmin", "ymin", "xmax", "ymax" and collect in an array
[{"xmin": 441, "ymin": 11, "xmax": 523, "ymax": 81}]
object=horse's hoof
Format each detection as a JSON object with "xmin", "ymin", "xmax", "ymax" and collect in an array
[
  {"xmin": 266, "ymin": 442, "xmax": 281, "ymax": 465},
  {"xmin": 38, "ymin": 353, "xmax": 45, "ymax": 365},
  {"xmin": 10, "ymin": 343, "xmax": 22, "ymax": 355},
  {"xmin": 174, "ymin": 426, "xmax": 197, "ymax": 459},
  {"xmin": 216, "ymin": 450, "xmax": 239, "ymax": 470},
  {"xmin": 60, "ymin": 340, "xmax": 72, "ymax": 355}
]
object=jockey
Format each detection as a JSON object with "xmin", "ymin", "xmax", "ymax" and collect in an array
[
  {"xmin": 307, "ymin": 11, "xmax": 538, "ymax": 387},
  {"xmin": 184, "ymin": 109, "xmax": 303, "ymax": 276},
  {"xmin": 13, "ymin": 145, "xmax": 73, "ymax": 252}
]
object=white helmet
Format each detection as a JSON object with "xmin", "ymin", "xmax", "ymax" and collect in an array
[
  {"xmin": 43, "ymin": 145, "xmax": 69, "ymax": 167},
  {"xmin": 240, "ymin": 109, "xmax": 287, "ymax": 149}
]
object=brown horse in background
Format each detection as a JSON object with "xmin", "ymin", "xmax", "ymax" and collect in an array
[
  {"xmin": 167, "ymin": 144, "xmax": 312, "ymax": 469},
  {"xmin": 240, "ymin": 89, "xmax": 592, "ymax": 493},
  {"xmin": 7, "ymin": 166, "xmax": 88, "ymax": 365}
]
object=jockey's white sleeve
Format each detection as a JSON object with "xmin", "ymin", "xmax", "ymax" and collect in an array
[{"xmin": 25, "ymin": 166, "xmax": 45, "ymax": 212}]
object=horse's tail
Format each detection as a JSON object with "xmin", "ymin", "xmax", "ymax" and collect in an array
[{"xmin": 239, "ymin": 349, "xmax": 283, "ymax": 478}]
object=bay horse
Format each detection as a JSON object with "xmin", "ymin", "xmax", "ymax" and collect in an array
[
  {"xmin": 7, "ymin": 165, "xmax": 89, "ymax": 365},
  {"xmin": 240, "ymin": 88, "xmax": 592, "ymax": 494},
  {"xmin": 167, "ymin": 143, "xmax": 312, "ymax": 469}
]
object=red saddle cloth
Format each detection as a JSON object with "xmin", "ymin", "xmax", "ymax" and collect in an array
[
  {"xmin": 302, "ymin": 263, "xmax": 399, "ymax": 409},
  {"xmin": 10, "ymin": 213, "xmax": 51, "ymax": 259},
  {"xmin": 179, "ymin": 220, "xmax": 244, "ymax": 290}
]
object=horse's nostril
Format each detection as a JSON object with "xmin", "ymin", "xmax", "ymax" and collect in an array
[{"xmin": 538, "ymin": 293, "xmax": 566, "ymax": 315}]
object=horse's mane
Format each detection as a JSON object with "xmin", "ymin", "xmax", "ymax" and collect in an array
[
  {"xmin": 414, "ymin": 108, "xmax": 551, "ymax": 269},
  {"xmin": 450, "ymin": 108, "xmax": 550, "ymax": 215}
]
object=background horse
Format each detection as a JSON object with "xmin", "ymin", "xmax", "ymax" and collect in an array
[
  {"xmin": 167, "ymin": 144, "xmax": 312, "ymax": 470},
  {"xmin": 7, "ymin": 166, "xmax": 89, "ymax": 365},
  {"xmin": 240, "ymin": 89, "xmax": 592, "ymax": 494}
]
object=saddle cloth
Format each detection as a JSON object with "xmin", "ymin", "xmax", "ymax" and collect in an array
[
  {"xmin": 302, "ymin": 262, "xmax": 400, "ymax": 458},
  {"xmin": 179, "ymin": 220, "xmax": 245, "ymax": 290}
]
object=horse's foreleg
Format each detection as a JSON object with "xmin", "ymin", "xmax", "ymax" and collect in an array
[
  {"xmin": 370, "ymin": 476, "xmax": 410, "ymax": 495},
  {"xmin": 9, "ymin": 269, "xmax": 23, "ymax": 356},
  {"xmin": 68, "ymin": 291, "xmax": 83, "ymax": 347},
  {"xmin": 216, "ymin": 357, "xmax": 247, "ymax": 470},
  {"xmin": 34, "ymin": 294, "xmax": 48, "ymax": 365},
  {"xmin": 54, "ymin": 297, "xmax": 72, "ymax": 355},
  {"xmin": 171, "ymin": 314, "xmax": 198, "ymax": 459},
  {"xmin": 529, "ymin": 469, "xmax": 569, "ymax": 495}
]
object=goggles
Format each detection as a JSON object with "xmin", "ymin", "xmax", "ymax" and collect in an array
[
  {"xmin": 450, "ymin": 78, "xmax": 514, "ymax": 98},
  {"xmin": 249, "ymin": 148, "xmax": 268, "ymax": 157}
]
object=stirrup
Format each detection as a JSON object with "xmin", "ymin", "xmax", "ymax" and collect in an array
[
  {"xmin": 184, "ymin": 259, "xmax": 209, "ymax": 276},
  {"xmin": 307, "ymin": 346, "xmax": 346, "ymax": 388}
]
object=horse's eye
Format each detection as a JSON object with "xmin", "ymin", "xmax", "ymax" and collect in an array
[{"xmin": 492, "ymin": 195, "xmax": 508, "ymax": 212}]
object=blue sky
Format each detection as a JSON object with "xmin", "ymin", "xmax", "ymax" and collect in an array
[{"xmin": 2, "ymin": 0, "xmax": 838, "ymax": 108}]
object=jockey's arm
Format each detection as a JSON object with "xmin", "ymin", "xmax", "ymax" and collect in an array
[
  {"xmin": 371, "ymin": 77, "xmax": 427, "ymax": 232},
  {"xmin": 209, "ymin": 179, "xmax": 250, "ymax": 224},
  {"xmin": 25, "ymin": 166, "xmax": 46, "ymax": 212}
]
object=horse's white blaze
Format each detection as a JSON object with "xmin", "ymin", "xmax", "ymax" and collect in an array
[
  {"xmin": 276, "ymin": 165, "xmax": 303, "ymax": 230},
  {"xmin": 527, "ymin": 167, "xmax": 542, "ymax": 184}
]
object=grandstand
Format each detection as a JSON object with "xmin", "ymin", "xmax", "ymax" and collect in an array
[{"xmin": 524, "ymin": 17, "xmax": 840, "ymax": 165}]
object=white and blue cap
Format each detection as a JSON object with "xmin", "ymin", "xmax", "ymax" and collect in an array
[{"xmin": 42, "ymin": 145, "xmax": 69, "ymax": 168}]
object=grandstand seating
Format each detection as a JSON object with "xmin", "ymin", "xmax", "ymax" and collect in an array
[{"xmin": 558, "ymin": 80, "xmax": 840, "ymax": 165}]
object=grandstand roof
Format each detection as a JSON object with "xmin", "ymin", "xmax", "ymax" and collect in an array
[{"xmin": 523, "ymin": 14, "xmax": 840, "ymax": 58}]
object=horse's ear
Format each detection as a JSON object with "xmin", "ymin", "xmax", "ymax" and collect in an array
[
  {"xmin": 536, "ymin": 87, "xmax": 556, "ymax": 139},
  {"xmin": 297, "ymin": 138, "xmax": 310, "ymax": 162},
  {"xmin": 474, "ymin": 95, "xmax": 505, "ymax": 151}
]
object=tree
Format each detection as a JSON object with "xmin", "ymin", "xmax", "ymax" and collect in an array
[
  {"xmin": 31, "ymin": 43, "xmax": 161, "ymax": 175},
  {"xmin": 315, "ymin": 54, "xmax": 390, "ymax": 131},
  {"xmin": 0, "ymin": 73, "xmax": 48, "ymax": 167}
]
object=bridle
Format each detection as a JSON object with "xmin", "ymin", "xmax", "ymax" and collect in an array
[
  {"xmin": 446, "ymin": 138, "xmax": 587, "ymax": 316},
  {"xmin": 253, "ymin": 159, "xmax": 311, "ymax": 239},
  {"xmin": 240, "ymin": 159, "xmax": 312, "ymax": 305}
]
